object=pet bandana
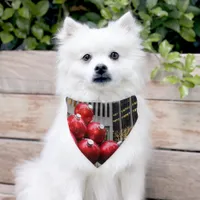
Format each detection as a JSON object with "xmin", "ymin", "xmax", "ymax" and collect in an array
[{"xmin": 66, "ymin": 96, "xmax": 138, "ymax": 167}]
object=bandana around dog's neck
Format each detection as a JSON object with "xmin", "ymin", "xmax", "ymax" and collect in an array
[{"xmin": 66, "ymin": 96, "xmax": 138, "ymax": 167}]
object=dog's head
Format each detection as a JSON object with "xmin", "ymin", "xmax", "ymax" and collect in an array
[{"xmin": 56, "ymin": 12, "xmax": 147, "ymax": 101}]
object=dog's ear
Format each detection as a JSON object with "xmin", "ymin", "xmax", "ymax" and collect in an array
[
  {"xmin": 115, "ymin": 11, "xmax": 141, "ymax": 34},
  {"xmin": 56, "ymin": 17, "xmax": 83, "ymax": 41}
]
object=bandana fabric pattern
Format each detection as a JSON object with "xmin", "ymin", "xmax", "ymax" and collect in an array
[{"xmin": 66, "ymin": 96, "xmax": 138, "ymax": 167}]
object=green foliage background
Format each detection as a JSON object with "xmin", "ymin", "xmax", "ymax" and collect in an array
[{"xmin": 0, "ymin": 0, "xmax": 200, "ymax": 98}]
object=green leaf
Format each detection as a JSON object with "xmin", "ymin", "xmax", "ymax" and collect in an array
[
  {"xmin": 0, "ymin": 3, "xmax": 3, "ymax": 17},
  {"xmin": 184, "ymin": 75, "xmax": 200, "ymax": 85},
  {"xmin": 177, "ymin": 0, "xmax": 189, "ymax": 12},
  {"xmin": 187, "ymin": 5, "xmax": 200, "ymax": 16},
  {"xmin": 163, "ymin": 75, "xmax": 180, "ymax": 84},
  {"xmin": 194, "ymin": 18, "xmax": 200, "ymax": 37},
  {"xmin": 142, "ymin": 40, "xmax": 154, "ymax": 52},
  {"xmin": 172, "ymin": 61, "xmax": 184, "ymax": 69},
  {"xmin": 180, "ymin": 27, "xmax": 195, "ymax": 42},
  {"xmin": 24, "ymin": 37, "xmax": 38, "ymax": 50},
  {"xmin": 85, "ymin": 0, "xmax": 104, "ymax": 9},
  {"xmin": 132, "ymin": 0, "xmax": 140, "ymax": 9},
  {"xmin": 179, "ymin": 15, "xmax": 194, "ymax": 28},
  {"xmin": 182, "ymin": 80, "xmax": 195, "ymax": 88},
  {"xmin": 150, "ymin": 7, "xmax": 168, "ymax": 17},
  {"xmin": 31, "ymin": 25, "xmax": 44, "ymax": 40},
  {"xmin": 85, "ymin": 12, "xmax": 101, "ymax": 23},
  {"xmin": 86, "ymin": 21, "xmax": 97, "ymax": 28},
  {"xmin": 146, "ymin": 0, "xmax": 158, "ymax": 10},
  {"xmin": 164, "ymin": 0, "xmax": 177, "ymax": 5},
  {"xmin": 184, "ymin": 13, "xmax": 194, "ymax": 20},
  {"xmin": 98, "ymin": 19, "xmax": 108, "ymax": 28},
  {"xmin": 148, "ymin": 33, "xmax": 162, "ymax": 42},
  {"xmin": 18, "ymin": 7, "xmax": 31, "ymax": 19},
  {"xmin": 110, "ymin": 6, "xmax": 120, "ymax": 13},
  {"xmin": 51, "ymin": 23, "xmax": 60, "ymax": 34},
  {"xmin": 164, "ymin": 19, "xmax": 180, "ymax": 32},
  {"xmin": 179, "ymin": 85, "xmax": 189, "ymax": 98},
  {"xmin": 151, "ymin": 18, "xmax": 167, "ymax": 29},
  {"xmin": 100, "ymin": 8, "xmax": 112, "ymax": 20},
  {"xmin": 163, "ymin": 63, "xmax": 176, "ymax": 72},
  {"xmin": 140, "ymin": 25, "xmax": 151, "ymax": 40},
  {"xmin": 167, "ymin": 52, "xmax": 181, "ymax": 62},
  {"xmin": 185, "ymin": 54, "xmax": 195, "ymax": 72},
  {"xmin": 156, "ymin": 27, "xmax": 167, "ymax": 40},
  {"xmin": 35, "ymin": 20, "xmax": 50, "ymax": 31},
  {"xmin": 14, "ymin": 29, "xmax": 26, "ymax": 39},
  {"xmin": 158, "ymin": 40, "xmax": 173, "ymax": 58},
  {"xmin": 0, "ymin": 31, "xmax": 14, "ymax": 44},
  {"xmin": 41, "ymin": 35, "xmax": 51, "ymax": 45},
  {"xmin": 2, "ymin": 23, "xmax": 14, "ymax": 32},
  {"xmin": 36, "ymin": 1, "xmax": 49, "ymax": 17},
  {"xmin": 16, "ymin": 17, "xmax": 30, "ymax": 32},
  {"xmin": 138, "ymin": 12, "xmax": 151, "ymax": 21},
  {"xmin": 12, "ymin": 0, "xmax": 21, "ymax": 10},
  {"xmin": 163, "ymin": 62, "xmax": 183, "ymax": 71},
  {"xmin": 168, "ymin": 9, "xmax": 182, "ymax": 19},
  {"xmin": 2, "ymin": 8, "xmax": 15, "ymax": 20},
  {"xmin": 22, "ymin": 0, "xmax": 36, "ymax": 15},
  {"xmin": 53, "ymin": 0, "xmax": 66, "ymax": 3},
  {"xmin": 151, "ymin": 66, "xmax": 160, "ymax": 79}
]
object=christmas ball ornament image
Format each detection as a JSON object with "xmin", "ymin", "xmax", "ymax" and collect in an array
[
  {"xmin": 67, "ymin": 114, "xmax": 87, "ymax": 140},
  {"xmin": 78, "ymin": 139, "xmax": 100, "ymax": 164},
  {"xmin": 66, "ymin": 95, "xmax": 138, "ymax": 166},
  {"xmin": 99, "ymin": 141, "xmax": 119, "ymax": 163},
  {"xmin": 87, "ymin": 122, "xmax": 106, "ymax": 144},
  {"xmin": 75, "ymin": 103, "xmax": 94, "ymax": 124}
]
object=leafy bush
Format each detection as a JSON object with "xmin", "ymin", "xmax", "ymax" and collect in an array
[{"xmin": 0, "ymin": 0, "xmax": 200, "ymax": 98}]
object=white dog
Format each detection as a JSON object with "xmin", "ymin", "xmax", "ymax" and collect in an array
[{"xmin": 15, "ymin": 12, "xmax": 152, "ymax": 200}]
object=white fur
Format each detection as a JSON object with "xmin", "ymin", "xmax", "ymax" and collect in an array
[{"xmin": 15, "ymin": 12, "xmax": 152, "ymax": 200}]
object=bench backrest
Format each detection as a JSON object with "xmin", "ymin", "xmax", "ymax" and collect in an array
[{"xmin": 0, "ymin": 51, "xmax": 200, "ymax": 200}]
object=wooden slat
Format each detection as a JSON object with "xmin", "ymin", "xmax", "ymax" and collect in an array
[
  {"xmin": 0, "ymin": 51, "xmax": 200, "ymax": 100},
  {"xmin": 0, "ymin": 94, "xmax": 200, "ymax": 151},
  {"xmin": 0, "ymin": 139, "xmax": 199, "ymax": 200},
  {"xmin": 0, "ymin": 51, "xmax": 56, "ymax": 95},
  {"xmin": 0, "ymin": 94, "xmax": 58, "ymax": 140},
  {"xmin": 147, "ymin": 150, "xmax": 200, "ymax": 200},
  {"xmin": 0, "ymin": 185, "xmax": 160, "ymax": 200},
  {"xmin": 149, "ymin": 100, "xmax": 200, "ymax": 151},
  {"xmin": 0, "ymin": 140, "xmax": 42, "ymax": 184},
  {"xmin": 0, "ymin": 194, "xmax": 15, "ymax": 200},
  {"xmin": 0, "ymin": 184, "xmax": 14, "ymax": 195},
  {"xmin": 0, "ymin": 184, "xmax": 14, "ymax": 200}
]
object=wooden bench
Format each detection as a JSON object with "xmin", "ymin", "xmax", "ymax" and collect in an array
[{"xmin": 0, "ymin": 51, "xmax": 200, "ymax": 200}]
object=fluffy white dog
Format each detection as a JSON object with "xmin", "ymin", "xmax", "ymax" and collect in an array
[{"xmin": 15, "ymin": 12, "xmax": 152, "ymax": 200}]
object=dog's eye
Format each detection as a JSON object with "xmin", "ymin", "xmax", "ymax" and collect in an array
[
  {"xmin": 82, "ymin": 54, "xmax": 92, "ymax": 62},
  {"xmin": 109, "ymin": 52, "xmax": 119, "ymax": 60}
]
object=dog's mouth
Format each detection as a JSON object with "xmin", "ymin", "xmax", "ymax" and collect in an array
[{"xmin": 92, "ymin": 74, "xmax": 112, "ymax": 83}]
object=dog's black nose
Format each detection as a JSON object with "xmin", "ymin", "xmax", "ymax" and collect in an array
[{"xmin": 95, "ymin": 64, "xmax": 108, "ymax": 75}]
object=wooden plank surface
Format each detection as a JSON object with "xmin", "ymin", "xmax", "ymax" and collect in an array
[
  {"xmin": 0, "ymin": 140, "xmax": 42, "ymax": 184},
  {"xmin": 0, "ymin": 139, "xmax": 199, "ymax": 200},
  {"xmin": 0, "ymin": 94, "xmax": 58, "ymax": 140},
  {"xmin": 0, "ymin": 51, "xmax": 200, "ymax": 101},
  {"xmin": 0, "ymin": 184, "xmax": 15, "ymax": 200},
  {"xmin": 0, "ymin": 194, "xmax": 15, "ymax": 200},
  {"xmin": 0, "ymin": 184, "xmax": 14, "ymax": 195},
  {"xmin": 0, "ymin": 51, "xmax": 56, "ymax": 95},
  {"xmin": 1, "ymin": 94, "xmax": 200, "ymax": 151},
  {"xmin": 147, "ymin": 150, "xmax": 200, "ymax": 200}
]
